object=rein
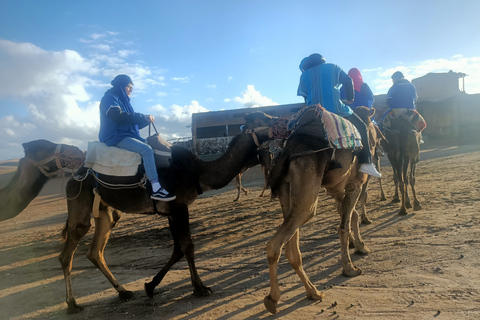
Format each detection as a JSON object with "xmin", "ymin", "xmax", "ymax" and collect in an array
[{"xmin": 25, "ymin": 144, "xmax": 85, "ymax": 177}]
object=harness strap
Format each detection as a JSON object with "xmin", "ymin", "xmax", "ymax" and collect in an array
[
  {"xmin": 92, "ymin": 188, "xmax": 111, "ymax": 220},
  {"xmin": 26, "ymin": 144, "xmax": 63, "ymax": 177}
]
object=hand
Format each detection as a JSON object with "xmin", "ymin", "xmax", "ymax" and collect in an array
[
  {"xmin": 342, "ymin": 99, "xmax": 354, "ymax": 105},
  {"xmin": 145, "ymin": 115, "xmax": 155, "ymax": 123}
]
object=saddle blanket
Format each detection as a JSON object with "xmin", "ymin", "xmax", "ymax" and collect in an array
[
  {"xmin": 382, "ymin": 108, "xmax": 427, "ymax": 133},
  {"xmin": 287, "ymin": 104, "xmax": 363, "ymax": 150},
  {"xmin": 84, "ymin": 141, "xmax": 141, "ymax": 176}
]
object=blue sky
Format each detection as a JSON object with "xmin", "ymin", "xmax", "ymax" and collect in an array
[{"xmin": 1, "ymin": 0, "xmax": 480, "ymax": 160}]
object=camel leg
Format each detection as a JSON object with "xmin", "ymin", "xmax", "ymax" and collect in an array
[
  {"xmin": 376, "ymin": 156, "xmax": 387, "ymax": 201},
  {"xmin": 259, "ymin": 165, "xmax": 269, "ymax": 197},
  {"xmin": 337, "ymin": 183, "xmax": 363, "ymax": 277},
  {"xmin": 86, "ymin": 209, "xmax": 134, "ymax": 301},
  {"xmin": 351, "ymin": 209, "xmax": 370, "ymax": 254},
  {"xmin": 145, "ymin": 204, "xmax": 211, "ymax": 298},
  {"xmin": 264, "ymin": 175, "xmax": 320, "ymax": 314},
  {"xmin": 233, "ymin": 174, "xmax": 247, "ymax": 202},
  {"xmin": 357, "ymin": 179, "xmax": 372, "ymax": 225},
  {"xmin": 59, "ymin": 204, "xmax": 92, "ymax": 314},
  {"xmin": 410, "ymin": 160, "xmax": 422, "ymax": 211},
  {"xmin": 398, "ymin": 156, "xmax": 409, "ymax": 215},
  {"xmin": 388, "ymin": 154, "xmax": 401, "ymax": 203},
  {"xmin": 284, "ymin": 230, "xmax": 324, "ymax": 301}
]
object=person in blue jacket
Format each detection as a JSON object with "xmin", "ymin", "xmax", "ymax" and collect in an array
[
  {"xmin": 99, "ymin": 74, "xmax": 175, "ymax": 201},
  {"xmin": 297, "ymin": 54, "xmax": 381, "ymax": 178},
  {"xmin": 340, "ymin": 68, "xmax": 377, "ymax": 124},
  {"xmin": 386, "ymin": 71, "xmax": 417, "ymax": 110}
]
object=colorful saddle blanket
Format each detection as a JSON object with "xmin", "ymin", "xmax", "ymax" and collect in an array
[
  {"xmin": 286, "ymin": 105, "xmax": 363, "ymax": 150},
  {"xmin": 382, "ymin": 108, "xmax": 427, "ymax": 133},
  {"xmin": 84, "ymin": 141, "xmax": 142, "ymax": 176}
]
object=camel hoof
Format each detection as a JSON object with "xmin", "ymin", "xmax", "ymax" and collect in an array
[
  {"xmin": 361, "ymin": 217, "xmax": 372, "ymax": 225},
  {"xmin": 349, "ymin": 241, "xmax": 356, "ymax": 249},
  {"xmin": 144, "ymin": 282, "xmax": 156, "ymax": 298},
  {"xmin": 414, "ymin": 203, "xmax": 422, "ymax": 211},
  {"xmin": 392, "ymin": 197, "xmax": 401, "ymax": 203},
  {"xmin": 119, "ymin": 290, "xmax": 135, "ymax": 301},
  {"xmin": 355, "ymin": 245, "xmax": 371, "ymax": 255},
  {"xmin": 380, "ymin": 195, "xmax": 387, "ymax": 201},
  {"xmin": 66, "ymin": 303, "xmax": 84, "ymax": 314},
  {"xmin": 406, "ymin": 201, "xmax": 412, "ymax": 209},
  {"xmin": 306, "ymin": 291, "xmax": 325, "ymax": 301},
  {"xmin": 398, "ymin": 208, "xmax": 408, "ymax": 216},
  {"xmin": 342, "ymin": 266, "xmax": 363, "ymax": 277},
  {"xmin": 193, "ymin": 286, "xmax": 212, "ymax": 297},
  {"xmin": 264, "ymin": 295, "xmax": 278, "ymax": 314}
]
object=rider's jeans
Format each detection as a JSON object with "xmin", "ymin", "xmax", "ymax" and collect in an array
[{"xmin": 116, "ymin": 137, "xmax": 158, "ymax": 181}]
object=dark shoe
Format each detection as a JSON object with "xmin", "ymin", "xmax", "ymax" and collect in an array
[{"xmin": 151, "ymin": 188, "xmax": 176, "ymax": 201}]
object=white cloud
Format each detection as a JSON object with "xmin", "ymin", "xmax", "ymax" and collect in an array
[
  {"xmin": 206, "ymin": 84, "xmax": 216, "ymax": 89},
  {"xmin": 171, "ymin": 76, "xmax": 189, "ymax": 83},
  {"xmin": 368, "ymin": 55, "xmax": 480, "ymax": 95},
  {"xmin": 224, "ymin": 85, "xmax": 278, "ymax": 108}
]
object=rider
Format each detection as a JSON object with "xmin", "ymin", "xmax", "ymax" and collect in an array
[
  {"xmin": 385, "ymin": 71, "xmax": 417, "ymax": 112},
  {"xmin": 297, "ymin": 53, "xmax": 382, "ymax": 178},
  {"xmin": 99, "ymin": 74, "xmax": 176, "ymax": 201}
]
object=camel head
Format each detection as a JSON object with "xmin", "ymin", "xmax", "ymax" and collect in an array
[
  {"xmin": 22, "ymin": 139, "xmax": 85, "ymax": 173},
  {"xmin": 242, "ymin": 111, "xmax": 278, "ymax": 143},
  {"xmin": 353, "ymin": 106, "xmax": 375, "ymax": 125}
]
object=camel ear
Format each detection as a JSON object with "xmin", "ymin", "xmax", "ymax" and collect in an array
[{"xmin": 22, "ymin": 142, "xmax": 31, "ymax": 152}]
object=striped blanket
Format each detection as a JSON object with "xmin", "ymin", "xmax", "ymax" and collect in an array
[{"xmin": 287, "ymin": 104, "xmax": 363, "ymax": 150}]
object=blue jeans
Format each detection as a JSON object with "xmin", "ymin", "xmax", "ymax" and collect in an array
[{"xmin": 116, "ymin": 137, "xmax": 158, "ymax": 181}]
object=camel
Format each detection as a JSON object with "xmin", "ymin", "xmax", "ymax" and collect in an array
[
  {"xmin": 233, "ymin": 146, "xmax": 272, "ymax": 201},
  {"xmin": 382, "ymin": 117, "xmax": 422, "ymax": 215},
  {"xmin": 59, "ymin": 129, "xmax": 270, "ymax": 314},
  {"xmin": 0, "ymin": 139, "xmax": 85, "ymax": 221},
  {"xmin": 242, "ymin": 110, "xmax": 371, "ymax": 315},
  {"xmin": 353, "ymin": 107, "xmax": 386, "ymax": 224}
]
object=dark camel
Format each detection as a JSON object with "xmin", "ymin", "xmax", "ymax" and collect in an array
[
  {"xmin": 243, "ymin": 111, "xmax": 371, "ymax": 315},
  {"xmin": 59, "ymin": 131, "xmax": 268, "ymax": 314},
  {"xmin": 382, "ymin": 117, "xmax": 422, "ymax": 215},
  {"xmin": 234, "ymin": 147, "xmax": 272, "ymax": 201},
  {"xmin": 0, "ymin": 139, "xmax": 85, "ymax": 221},
  {"xmin": 353, "ymin": 107, "xmax": 386, "ymax": 224}
]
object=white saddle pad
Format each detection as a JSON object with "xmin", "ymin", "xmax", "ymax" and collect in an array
[{"xmin": 84, "ymin": 141, "xmax": 142, "ymax": 176}]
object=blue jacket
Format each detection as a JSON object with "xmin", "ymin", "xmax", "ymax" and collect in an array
[
  {"xmin": 340, "ymin": 83, "xmax": 374, "ymax": 110},
  {"xmin": 98, "ymin": 88, "xmax": 149, "ymax": 146},
  {"xmin": 297, "ymin": 63, "xmax": 354, "ymax": 117},
  {"xmin": 386, "ymin": 79, "xmax": 417, "ymax": 110}
]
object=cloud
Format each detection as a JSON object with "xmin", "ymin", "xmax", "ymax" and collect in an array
[
  {"xmin": 224, "ymin": 85, "xmax": 278, "ymax": 108},
  {"xmin": 206, "ymin": 84, "xmax": 216, "ymax": 89},
  {"xmin": 171, "ymin": 76, "xmax": 190, "ymax": 83},
  {"xmin": 149, "ymin": 101, "xmax": 209, "ymax": 140},
  {"xmin": 368, "ymin": 55, "xmax": 480, "ymax": 95}
]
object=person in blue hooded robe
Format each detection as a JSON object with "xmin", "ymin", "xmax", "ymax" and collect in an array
[
  {"xmin": 99, "ymin": 74, "xmax": 175, "ymax": 201},
  {"xmin": 297, "ymin": 54, "xmax": 381, "ymax": 178}
]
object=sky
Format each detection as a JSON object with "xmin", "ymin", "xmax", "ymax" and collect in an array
[{"xmin": 1, "ymin": 0, "xmax": 480, "ymax": 160}]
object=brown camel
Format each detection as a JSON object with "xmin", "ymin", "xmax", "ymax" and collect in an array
[
  {"xmin": 0, "ymin": 139, "xmax": 85, "ymax": 221},
  {"xmin": 243, "ymin": 111, "xmax": 371, "ymax": 315},
  {"xmin": 382, "ymin": 117, "xmax": 422, "ymax": 215},
  {"xmin": 59, "ymin": 130, "xmax": 269, "ymax": 314},
  {"xmin": 233, "ymin": 146, "xmax": 272, "ymax": 201},
  {"xmin": 353, "ymin": 107, "xmax": 386, "ymax": 224}
]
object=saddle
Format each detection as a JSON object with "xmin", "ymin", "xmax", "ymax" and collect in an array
[
  {"xmin": 286, "ymin": 105, "xmax": 363, "ymax": 150},
  {"xmin": 382, "ymin": 108, "xmax": 427, "ymax": 133},
  {"xmin": 85, "ymin": 141, "xmax": 142, "ymax": 176}
]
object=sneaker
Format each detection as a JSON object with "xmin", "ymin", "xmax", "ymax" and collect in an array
[
  {"xmin": 151, "ymin": 188, "xmax": 176, "ymax": 201},
  {"xmin": 359, "ymin": 163, "xmax": 382, "ymax": 178},
  {"xmin": 420, "ymin": 140, "xmax": 425, "ymax": 144}
]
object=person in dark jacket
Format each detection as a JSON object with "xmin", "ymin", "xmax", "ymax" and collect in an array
[
  {"xmin": 99, "ymin": 74, "xmax": 175, "ymax": 201},
  {"xmin": 297, "ymin": 54, "xmax": 381, "ymax": 178},
  {"xmin": 386, "ymin": 71, "xmax": 417, "ymax": 110}
]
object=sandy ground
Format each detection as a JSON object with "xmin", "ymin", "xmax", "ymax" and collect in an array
[{"xmin": 0, "ymin": 141, "xmax": 480, "ymax": 320}]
